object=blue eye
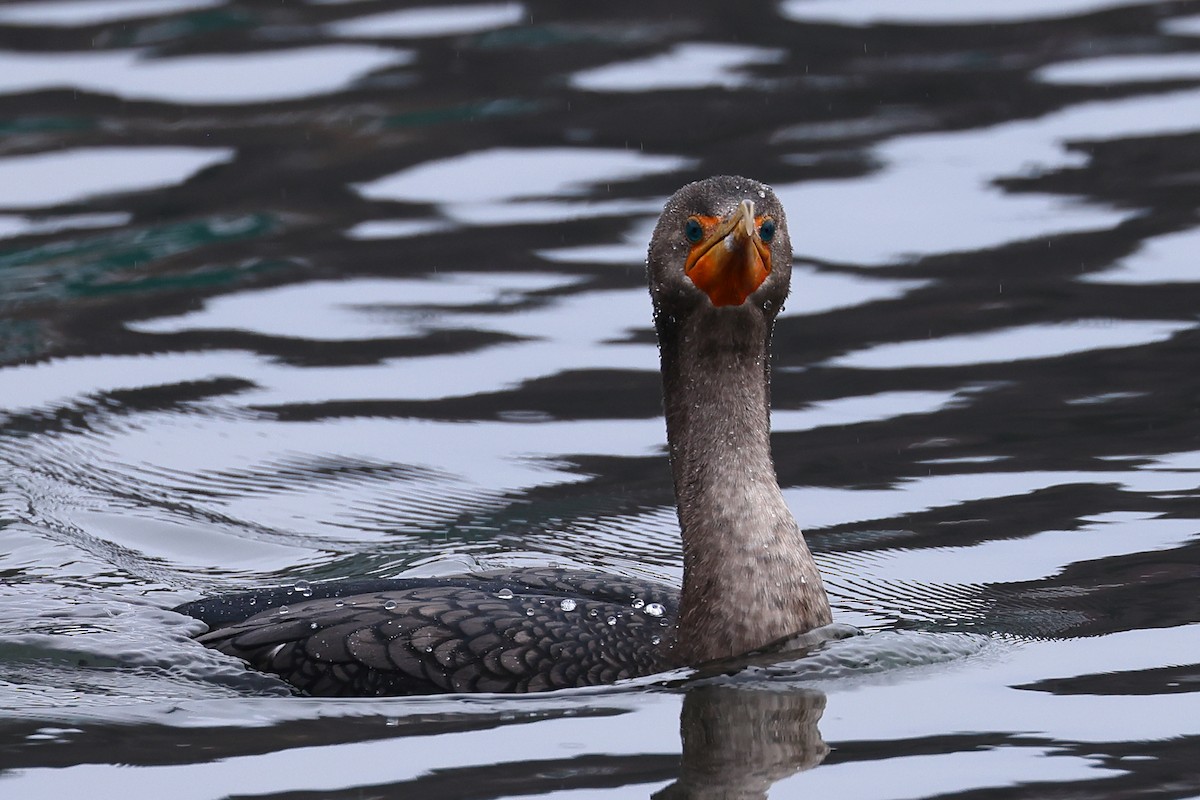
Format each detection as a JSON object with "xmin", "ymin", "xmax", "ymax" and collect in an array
[
  {"xmin": 684, "ymin": 217, "xmax": 704, "ymax": 243},
  {"xmin": 759, "ymin": 219, "xmax": 776, "ymax": 243}
]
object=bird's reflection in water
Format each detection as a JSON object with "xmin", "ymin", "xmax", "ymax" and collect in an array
[{"xmin": 655, "ymin": 683, "xmax": 828, "ymax": 800}]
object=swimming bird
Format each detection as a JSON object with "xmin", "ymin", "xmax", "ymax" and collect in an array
[{"xmin": 174, "ymin": 176, "xmax": 832, "ymax": 696}]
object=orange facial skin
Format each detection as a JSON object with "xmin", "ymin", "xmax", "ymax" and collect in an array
[{"xmin": 683, "ymin": 199, "xmax": 773, "ymax": 307}]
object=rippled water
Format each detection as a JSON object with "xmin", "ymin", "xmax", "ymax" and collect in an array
[{"xmin": 1, "ymin": 0, "xmax": 1199, "ymax": 797}]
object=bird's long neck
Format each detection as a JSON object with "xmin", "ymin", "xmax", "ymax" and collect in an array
[{"xmin": 658, "ymin": 305, "xmax": 830, "ymax": 666}]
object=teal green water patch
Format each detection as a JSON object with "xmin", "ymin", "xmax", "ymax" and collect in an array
[
  {"xmin": 0, "ymin": 118, "xmax": 95, "ymax": 136},
  {"xmin": 0, "ymin": 318, "xmax": 46, "ymax": 364},
  {"xmin": 72, "ymin": 257, "xmax": 289, "ymax": 298},
  {"xmin": 382, "ymin": 98, "xmax": 540, "ymax": 129},
  {"xmin": 105, "ymin": 8, "xmax": 256, "ymax": 49},
  {"xmin": 0, "ymin": 213, "xmax": 279, "ymax": 308}
]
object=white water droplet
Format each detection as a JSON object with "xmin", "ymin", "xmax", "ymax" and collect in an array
[
  {"xmin": 559, "ymin": 599, "xmax": 577, "ymax": 612},
  {"xmin": 294, "ymin": 580, "xmax": 313, "ymax": 597},
  {"xmin": 644, "ymin": 603, "xmax": 665, "ymax": 618},
  {"xmin": 277, "ymin": 605, "xmax": 289, "ymax": 615},
  {"xmin": 334, "ymin": 600, "xmax": 344, "ymax": 608},
  {"xmin": 383, "ymin": 599, "xmax": 397, "ymax": 610},
  {"xmin": 526, "ymin": 608, "xmax": 535, "ymax": 616},
  {"xmin": 497, "ymin": 588, "xmax": 514, "ymax": 599},
  {"xmin": 248, "ymin": 598, "xmax": 256, "ymax": 606},
  {"xmin": 651, "ymin": 635, "xmax": 661, "ymax": 645},
  {"xmin": 309, "ymin": 622, "xmax": 319, "ymax": 630},
  {"xmin": 606, "ymin": 616, "xmax": 618, "ymax": 626},
  {"xmin": 631, "ymin": 598, "xmax": 645, "ymax": 609}
]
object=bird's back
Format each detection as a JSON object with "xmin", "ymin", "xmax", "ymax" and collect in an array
[{"xmin": 176, "ymin": 568, "xmax": 679, "ymax": 696}]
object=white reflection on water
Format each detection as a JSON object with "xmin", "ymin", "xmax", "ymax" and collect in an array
[
  {"xmin": 0, "ymin": 0, "xmax": 221, "ymax": 27},
  {"xmin": 1, "ymin": 694, "xmax": 681, "ymax": 800},
  {"xmin": 829, "ymin": 319, "xmax": 1193, "ymax": 369},
  {"xmin": 776, "ymin": 88, "xmax": 1200, "ymax": 265},
  {"xmin": 781, "ymin": 0, "xmax": 1160, "ymax": 25},
  {"xmin": 19, "ymin": 283, "xmax": 660, "ymax": 407},
  {"xmin": 128, "ymin": 274, "xmax": 584, "ymax": 340},
  {"xmin": 571, "ymin": 43, "xmax": 784, "ymax": 92},
  {"xmin": 1037, "ymin": 53, "xmax": 1200, "ymax": 84},
  {"xmin": 1, "ymin": 351, "xmax": 259, "ymax": 416},
  {"xmin": 443, "ymin": 197, "xmax": 667, "ymax": 226},
  {"xmin": 790, "ymin": 459, "xmax": 1200, "ymax": 531},
  {"xmin": 774, "ymin": 390, "xmax": 964, "ymax": 432},
  {"xmin": 34, "ymin": 411, "xmax": 660, "ymax": 511},
  {"xmin": 0, "ymin": 147, "xmax": 232, "ymax": 209},
  {"xmin": 344, "ymin": 219, "xmax": 452, "ymax": 240},
  {"xmin": 781, "ymin": 89, "xmax": 1200, "ymax": 265},
  {"xmin": 355, "ymin": 147, "xmax": 689, "ymax": 226},
  {"xmin": 781, "ymin": 265, "xmax": 927, "ymax": 316},
  {"xmin": 74, "ymin": 510, "xmax": 328, "ymax": 572},
  {"xmin": 0, "ymin": 212, "xmax": 131, "ymax": 241},
  {"xmin": 0, "ymin": 45, "xmax": 410, "ymax": 105},
  {"xmin": 811, "ymin": 623, "xmax": 1200, "ymax": 748},
  {"xmin": 779, "ymin": 746, "xmax": 1119, "ymax": 800},
  {"xmin": 1164, "ymin": 13, "xmax": 1200, "ymax": 36},
  {"xmin": 3, "ymin": 342, "xmax": 647, "ymax": 410},
  {"xmin": 828, "ymin": 512, "xmax": 1197, "ymax": 587},
  {"xmin": 0, "ymin": 216, "xmax": 28, "ymax": 238},
  {"xmin": 329, "ymin": 2, "xmax": 524, "ymax": 39},
  {"xmin": 1082, "ymin": 225, "xmax": 1200, "ymax": 284}
]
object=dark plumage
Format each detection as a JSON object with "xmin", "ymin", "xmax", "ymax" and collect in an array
[
  {"xmin": 175, "ymin": 176, "xmax": 831, "ymax": 696},
  {"xmin": 177, "ymin": 569, "xmax": 677, "ymax": 696}
]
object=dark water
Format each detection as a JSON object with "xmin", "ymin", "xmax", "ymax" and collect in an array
[{"xmin": 1, "ymin": 0, "xmax": 1199, "ymax": 797}]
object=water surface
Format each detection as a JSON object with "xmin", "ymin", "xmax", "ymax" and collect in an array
[{"xmin": 2, "ymin": 0, "xmax": 1199, "ymax": 798}]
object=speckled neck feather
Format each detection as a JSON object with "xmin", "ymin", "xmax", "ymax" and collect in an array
[{"xmin": 657, "ymin": 305, "xmax": 830, "ymax": 664}]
